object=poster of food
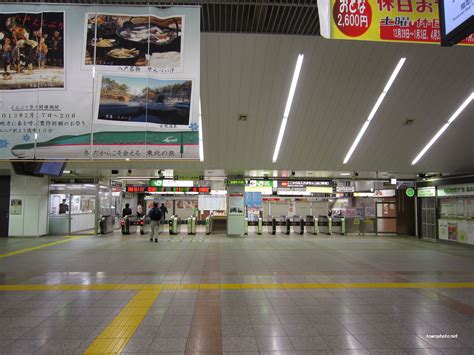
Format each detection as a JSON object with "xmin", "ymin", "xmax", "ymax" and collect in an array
[
  {"xmin": 84, "ymin": 13, "xmax": 183, "ymax": 72},
  {"xmin": 97, "ymin": 74, "xmax": 191, "ymax": 126},
  {"xmin": 0, "ymin": 11, "xmax": 65, "ymax": 90}
]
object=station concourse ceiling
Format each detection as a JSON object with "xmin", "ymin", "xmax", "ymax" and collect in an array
[{"xmin": 0, "ymin": 1, "xmax": 473, "ymax": 175}]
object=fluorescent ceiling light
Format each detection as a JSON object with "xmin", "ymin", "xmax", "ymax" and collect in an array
[
  {"xmin": 343, "ymin": 57, "xmax": 406, "ymax": 164},
  {"xmin": 340, "ymin": 172, "xmax": 351, "ymax": 176},
  {"xmin": 272, "ymin": 54, "xmax": 304, "ymax": 163},
  {"xmin": 199, "ymin": 99, "xmax": 204, "ymax": 162},
  {"xmin": 411, "ymin": 92, "xmax": 473, "ymax": 165}
]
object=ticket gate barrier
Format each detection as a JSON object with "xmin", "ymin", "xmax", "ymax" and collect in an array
[
  {"xmin": 187, "ymin": 216, "xmax": 196, "ymax": 235},
  {"xmin": 140, "ymin": 216, "xmax": 150, "ymax": 235},
  {"xmin": 245, "ymin": 218, "xmax": 263, "ymax": 235},
  {"xmin": 169, "ymin": 215, "xmax": 181, "ymax": 235},
  {"xmin": 318, "ymin": 215, "xmax": 332, "ymax": 235},
  {"xmin": 332, "ymin": 217, "xmax": 345, "ymax": 235},
  {"xmin": 244, "ymin": 217, "xmax": 248, "ymax": 235},
  {"xmin": 305, "ymin": 216, "xmax": 318, "ymax": 235},
  {"xmin": 279, "ymin": 216, "xmax": 290, "ymax": 235},
  {"xmin": 291, "ymin": 216, "xmax": 304, "ymax": 235},
  {"xmin": 264, "ymin": 216, "xmax": 276, "ymax": 235},
  {"xmin": 99, "ymin": 215, "xmax": 115, "ymax": 235},
  {"xmin": 121, "ymin": 215, "xmax": 138, "ymax": 235},
  {"xmin": 205, "ymin": 216, "xmax": 212, "ymax": 235},
  {"xmin": 257, "ymin": 217, "xmax": 263, "ymax": 235}
]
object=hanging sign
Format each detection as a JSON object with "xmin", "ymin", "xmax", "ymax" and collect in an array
[
  {"xmin": 405, "ymin": 187, "xmax": 415, "ymax": 197},
  {"xmin": 417, "ymin": 186, "xmax": 436, "ymax": 197},
  {"xmin": 437, "ymin": 184, "xmax": 474, "ymax": 197},
  {"xmin": 317, "ymin": 0, "xmax": 474, "ymax": 45}
]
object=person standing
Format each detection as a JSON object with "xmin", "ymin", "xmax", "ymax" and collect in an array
[
  {"xmin": 122, "ymin": 203, "xmax": 132, "ymax": 217},
  {"xmin": 148, "ymin": 202, "xmax": 163, "ymax": 243},
  {"xmin": 59, "ymin": 199, "xmax": 69, "ymax": 214}
]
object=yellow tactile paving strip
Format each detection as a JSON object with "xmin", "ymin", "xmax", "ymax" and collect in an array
[
  {"xmin": 0, "ymin": 236, "xmax": 87, "ymax": 259},
  {"xmin": 84, "ymin": 289, "xmax": 161, "ymax": 354}
]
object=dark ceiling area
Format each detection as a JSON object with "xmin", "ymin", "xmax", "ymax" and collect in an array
[{"xmin": 0, "ymin": 0, "xmax": 321, "ymax": 35}]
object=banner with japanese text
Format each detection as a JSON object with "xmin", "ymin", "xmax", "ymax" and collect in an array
[
  {"xmin": 317, "ymin": 0, "xmax": 474, "ymax": 45},
  {"xmin": 0, "ymin": 4, "xmax": 200, "ymax": 160}
]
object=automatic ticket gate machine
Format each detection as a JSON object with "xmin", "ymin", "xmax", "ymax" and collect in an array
[
  {"xmin": 305, "ymin": 216, "xmax": 318, "ymax": 235},
  {"xmin": 205, "ymin": 216, "xmax": 212, "ymax": 235},
  {"xmin": 318, "ymin": 215, "xmax": 332, "ymax": 235},
  {"xmin": 140, "ymin": 216, "xmax": 150, "ymax": 235},
  {"xmin": 187, "ymin": 216, "xmax": 197, "ymax": 235},
  {"xmin": 291, "ymin": 216, "xmax": 305, "ymax": 235},
  {"xmin": 121, "ymin": 215, "xmax": 138, "ymax": 235},
  {"xmin": 245, "ymin": 217, "xmax": 263, "ymax": 235},
  {"xmin": 332, "ymin": 217, "xmax": 346, "ymax": 235},
  {"xmin": 279, "ymin": 216, "xmax": 290, "ymax": 235},
  {"xmin": 264, "ymin": 216, "xmax": 276, "ymax": 235},
  {"xmin": 169, "ymin": 215, "xmax": 181, "ymax": 235}
]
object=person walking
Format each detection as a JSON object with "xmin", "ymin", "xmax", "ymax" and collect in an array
[
  {"xmin": 148, "ymin": 202, "xmax": 163, "ymax": 243},
  {"xmin": 160, "ymin": 203, "xmax": 168, "ymax": 225}
]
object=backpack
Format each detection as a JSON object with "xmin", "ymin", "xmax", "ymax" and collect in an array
[{"xmin": 150, "ymin": 207, "xmax": 163, "ymax": 221}]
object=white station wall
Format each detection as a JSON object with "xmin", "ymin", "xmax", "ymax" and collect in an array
[{"xmin": 9, "ymin": 175, "xmax": 49, "ymax": 237}]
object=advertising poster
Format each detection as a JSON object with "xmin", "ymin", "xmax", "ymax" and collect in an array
[
  {"xmin": 317, "ymin": 0, "xmax": 474, "ymax": 45},
  {"xmin": 229, "ymin": 193, "xmax": 244, "ymax": 216},
  {"xmin": 10, "ymin": 199, "xmax": 22, "ymax": 215},
  {"xmin": 0, "ymin": 4, "xmax": 200, "ymax": 161},
  {"xmin": 448, "ymin": 222, "xmax": 458, "ymax": 241}
]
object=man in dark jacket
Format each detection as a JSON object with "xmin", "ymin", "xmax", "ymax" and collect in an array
[
  {"xmin": 148, "ymin": 202, "xmax": 163, "ymax": 243},
  {"xmin": 122, "ymin": 203, "xmax": 132, "ymax": 217},
  {"xmin": 160, "ymin": 203, "xmax": 168, "ymax": 223}
]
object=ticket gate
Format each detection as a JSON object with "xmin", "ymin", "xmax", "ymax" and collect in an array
[
  {"xmin": 332, "ymin": 217, "xmax": 345, "ymax": 235},
  {"xmin": 99, "ymin": 215, "xmax": 115, "ymax": 235},
  {"xmin": 292, "ymin": 216, "xmax": 305, "ymax": 235},
  {"xmin": 187, "ymin": 216, "xmax": 196, "ymax": 235},
  {"xmin": 245, "ymin": 217, "xmax": 263, "ymax": 235},
  {"xmin": 264, "ymin": 216, "xmax": 276, "ymax": 235},
  {"xmin": 205, "ymin": 216, "xmax": 212, "ymax": 235},
  {"xmin": 279, "ymin": 216, "xmax": 290, "ymax": 235},
  {"xmin": 305, "ymin": 216, "xmax": 318, "ymax": 235},
  {"xmin": 121, "ymin": 215, "xmax": 138, "ymax": 235},
  {"xmin": 140, "ymin": 216, "xmax": 150, "ymax": 235},
  {"xmin": 318, "ymin": 215, "xmax": 332, "ymax": 235},
  {"xmin": 169, "ymin": 215, "xmax": 181, "ymax": 235}
]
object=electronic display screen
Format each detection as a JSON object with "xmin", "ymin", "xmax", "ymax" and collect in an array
[
  {"xmin": 37, "ymin": 162, "xmax": 65, "ymax": 176},
  {"xmin": 440, "ymin": 0, "xmax": 474, "ymax": 45}
]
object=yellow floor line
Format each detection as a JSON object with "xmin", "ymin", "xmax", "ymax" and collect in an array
[
  {"xmin": 0, "ymin": 236, "xmax": 88, "ymax": 260},
  {"xmin": 0, "ymin": 282, "xmax": 473, "ymax": 292},
  {"xmin": 84, "ymin": 289, "xmax": 161, "ymax": 354}
]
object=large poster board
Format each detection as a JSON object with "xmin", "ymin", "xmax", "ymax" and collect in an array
[
  {"xmin": 0, "ymin": 4, "xmax": 200, "ymax": 160},
  {"xmin": 317, "ymin": 0, "xmax": 474, "ymax": 45}
]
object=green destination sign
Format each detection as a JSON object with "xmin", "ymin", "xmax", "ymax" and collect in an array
[{"xmin": 227, "ymin": 179, "xmax": 246, "ymax": 186}]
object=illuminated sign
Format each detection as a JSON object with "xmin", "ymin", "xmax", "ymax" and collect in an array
[
  {"xmin": 127, "ymin": 186, "xmax": 209, "ymax": 193},
  {"xmin": 417, "ymin": 186, "xmax": 436, "ymax": 197},
  {"xmin": 405, "ymin": 187, "xmax": 415, "ymax": 197},
  {"xmin": 227, "ymin": 179, "xmax": 246, "ymax": 185}
]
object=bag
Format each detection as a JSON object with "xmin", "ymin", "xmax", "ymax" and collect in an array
[{"xmin": 150, "ymin": 207, "xmax": 163, "ymax": 221}]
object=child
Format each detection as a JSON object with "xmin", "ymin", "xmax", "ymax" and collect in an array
[
  {"xmin": 36, "ymin": 37, "xmax": 48, "ymax": 69},
  {"xmin": 2, "ymin": 37, "xmax": 12, "ymax": 78}
]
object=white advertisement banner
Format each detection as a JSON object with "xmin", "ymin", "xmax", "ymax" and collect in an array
[{"xmin": 0, "ymin": 4, "xmax": 200, "ymax": 160}]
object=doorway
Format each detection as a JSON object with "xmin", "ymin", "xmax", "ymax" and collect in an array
[
  {"xmin": 421, "ymin": 197, "xmax": 437, "ymax": 241},
  {"xmin": 376, "ymin": 201, "xmax": 397, "ymax": 234}
]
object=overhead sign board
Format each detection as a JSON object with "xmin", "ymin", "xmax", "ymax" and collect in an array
[
  {"xmin": 279, "ymin": 180, "xmax": 332, "ymax": 188},
  {"xmin": 306, "ymin": 186, "xmax": 334, "ymax": 194},
  {"xmin": 227, "ymin": 179, "xmax": 246, "ymax": 186},
  {"xmin": 437, "ymin": 184, "xmax": 474, "ymax": 197},
  {"xmin": 150, "ymin": 179, "xmax": 194, "ymax": 187},
  {"xmin": 317, "ymin": 0, "xmax": 474, "ymax": 45},
  {"xmin": 417, "ymin": 186, "xmax": 436, "ymax": 197}
]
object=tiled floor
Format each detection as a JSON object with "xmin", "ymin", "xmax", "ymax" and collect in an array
[{"xmin": 0, "ymin": 232, "xmax": 473, "ymax": 354}]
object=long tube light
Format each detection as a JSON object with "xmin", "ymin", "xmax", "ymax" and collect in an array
[
  {"xmin": 198, "ymin": 99, "xmax": 204, "ymax": 162},
  {"xmin": 343, "ymin": 57, "xmax": 406, "ymax": 164},
  {"xmin": 411, "ymin": 92, "xmax": 474, "ymax": 165},
  {"xmin": 272, "ymin": 54, "xmax": 304, "ymax": 163}
]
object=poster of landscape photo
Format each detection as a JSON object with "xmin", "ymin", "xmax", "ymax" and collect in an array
[{"xmin": 97, "ymin": 74, "xmax": 192, "ymax": 127}]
